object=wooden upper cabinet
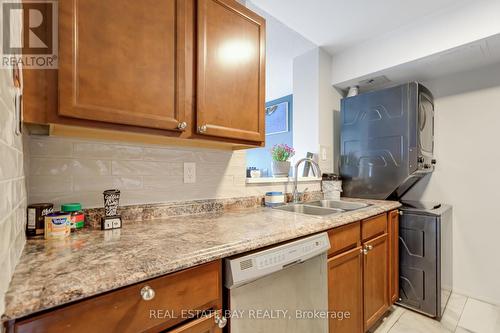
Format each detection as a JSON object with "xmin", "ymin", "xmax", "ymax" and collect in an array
[
  {"xmin": 388, "ymin": 210, "xmax": 400, "ymax": 304},
  {"xmin": 363, "ymin": 233, "xmax": 390, "ymax": 331},
  {"xmin": 58, "ymin": 0, "xmax": 190, "ymax": 131},
  {"xmin": 196, "ymin": 0, "xmax": 265, "ymax": 142}
]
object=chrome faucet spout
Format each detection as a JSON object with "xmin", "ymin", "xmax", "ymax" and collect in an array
[{"xmin": 292, "ymin": 158, "xmax": 321, "ymax": 203}]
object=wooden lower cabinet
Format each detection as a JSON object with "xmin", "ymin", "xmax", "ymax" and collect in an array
[
  {"xmin": 388, "ymin": 210, "xmax": 400, "ymax": 304},
  {"xmin": 328, "ymin": 212, "xmax": 396, "ymax": 333},
  {"xmin": 9, "ymin": 261, "xmax": 222, "ymax": 333},
  {"xmin": 167, "ymin": 312, "xmax": 221, "ymax": 333},
  {"xmin": 363, "ymin": 233, "xmax": 389, "ymax": 331},
  {"xmin": 328, "ymin": 246, "xmax": 364, "ymax": 333}
]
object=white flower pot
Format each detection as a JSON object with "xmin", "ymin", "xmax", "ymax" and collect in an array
[{"xmin": 272, "ymin": 160, "xmax": 291, "ymax": 177}]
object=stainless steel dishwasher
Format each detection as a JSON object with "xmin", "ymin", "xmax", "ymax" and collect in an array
[{"xmin": 224, "ymin": 233, "xmax": 330, "ymax": 333}]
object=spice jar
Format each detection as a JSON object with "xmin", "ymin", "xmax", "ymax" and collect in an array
[{"xmin": 61, "ymin": 203, "xmax": 85, "ymax": 231}]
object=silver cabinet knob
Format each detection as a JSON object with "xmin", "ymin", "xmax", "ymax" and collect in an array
[
  {"xmin": 198, "ymin": 124, "xmax": 207, "ymax": 133},
  {"xmin": 177, "ymin": 121, "xmax": 187, "ymax": 131},
  {"xmin": 215, "ymin": 312, "xmax": 227, "ymax": 328},
  {"xmin": 362, "ymin": 248, "xmax": 369, "ymax": 255},
  {"xmin": 140, "ymin": 285, "xmax": 155, "ymax": 301},
  {"xmin": 366, "ymin": 245, "xmax": 374, "ymax": 251}
]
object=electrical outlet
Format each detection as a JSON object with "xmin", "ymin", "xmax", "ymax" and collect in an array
[
  {"xmin": 184, "ymin": 162, "xmax": 196, "ymax": 183},
  {"xmin": 320, "ymin": 146, "xmax": 328, "ymax": 161}
]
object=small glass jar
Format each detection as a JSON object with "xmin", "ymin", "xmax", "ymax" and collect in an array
[{"xmin": 61, "ymin": 203, "xmax": 85, "ymax": 231}]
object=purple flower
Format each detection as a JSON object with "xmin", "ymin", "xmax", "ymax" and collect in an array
[{"xmin": 271, "ymin": 144, "xmax": 295, "ymax": 161}]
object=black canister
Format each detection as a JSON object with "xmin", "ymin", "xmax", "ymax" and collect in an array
[
  {"xmin": 103, "ymin": 189, "xmax": 120, "ymax": 217},
  {"xmin": 27, "ymin": 203, "xmax": 54, "ymax": 237}
]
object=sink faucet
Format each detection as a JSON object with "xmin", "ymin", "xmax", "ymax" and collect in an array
[{"xmin": 292, "ymin": 158, "xmax": 322, "ymax": 203}]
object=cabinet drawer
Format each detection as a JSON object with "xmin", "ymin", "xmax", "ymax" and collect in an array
[
  {"xmin": 15, "ymin": 261, "xmax": 221, "ymax": 333},
  {"xmin": 328, "ymin": 221, "xmax": 361, "ymax": 257},
  {"xmin": 362, "ymin": 214, "xmax": 387, "ymax": 242}
]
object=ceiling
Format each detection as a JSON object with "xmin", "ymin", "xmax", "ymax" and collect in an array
[
  {"xmin": 335, "ymin": 33, "xmax": 500, "ymax": 92},
  {"xmin": 249, "ymin": 0, "xmax": 472, "ymax": 54}
]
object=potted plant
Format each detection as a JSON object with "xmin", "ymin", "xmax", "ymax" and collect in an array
[{"xmin": 271, "ymin": 144, "xmax": 295, "ymax": 177}]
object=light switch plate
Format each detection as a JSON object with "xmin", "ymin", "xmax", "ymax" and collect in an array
[{"xmin": 184, "ymin": 162, "xmax": 196, "ymax": 184}]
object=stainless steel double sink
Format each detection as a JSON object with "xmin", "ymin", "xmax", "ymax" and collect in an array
[{"xmin": 274, "ymin": 200, "xmax": 370, "ymax": 216}]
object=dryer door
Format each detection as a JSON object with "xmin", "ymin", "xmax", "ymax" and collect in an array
[{"xmin": 418, "ymin": 92, "xmax": 434, "ymax": 161}]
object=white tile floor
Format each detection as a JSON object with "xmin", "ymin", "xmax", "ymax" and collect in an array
[{"xmin": 371, "ymin": 293, "xmax": 500, "ymax": 333}]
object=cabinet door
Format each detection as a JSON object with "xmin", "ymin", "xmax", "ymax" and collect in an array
[
  {"xmin": 59, "ymin": 0, "xmax": 190, "ymax": 131},
  {"xmin": 167, "ymin": 312, "xmax": 222, "ymax": 333},
  {"xmin": 197, "ymin": 0, "xmax": 265, "ymax": 142},
  {"xmin": 363, "ymin": 233, "xmax": 389, "ymax": 331},
  {"xmin": 328, "ymin": 246, "xmax": 363, "ymax": 333},
  {"xmin": 388, "ymin": 210, "xmax": 400, "ymax": 304}
]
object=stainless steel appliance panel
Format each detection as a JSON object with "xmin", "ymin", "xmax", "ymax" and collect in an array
[
  {"xmin": 340, "ymin": 82, "xmax": 434, "ymax": 199},
  {"xmin": 225, "ymin": 233, "xmax": 330, "ymax": 333},
  {"xmin": 398, "ymin": 202, "xmax": 453, "ymax": 319}
]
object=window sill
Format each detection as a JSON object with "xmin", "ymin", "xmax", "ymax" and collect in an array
[{"xmin": 245, "ymin": 176, "xmax": 321, "ymax": 185}]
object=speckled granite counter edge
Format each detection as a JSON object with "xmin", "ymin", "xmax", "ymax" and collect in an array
[
  {"xmin": 2, "ymin": 198, "xmax": 400, "ymax": 322},
  {"xmin": 84, "ymin": 192, "xmax": 323, "ymax": 228}
]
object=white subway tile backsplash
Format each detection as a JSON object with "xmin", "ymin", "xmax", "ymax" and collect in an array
[
  {"xmin": 0, "ymin": 144, "xmax": 18, "ymax": 181},
  {"xmin": 16, "ymin": 150, "xmax": 24, "ymax": 177},
  {"xmin": 29, "ymin": 176, "xmax": 72, "ymax": 193},
  {"xmin": 0, "ymin": 181, "xmax": 13, "ymax": 219},
  {"xmin": 113, "ymin": 176, "xmax": 143, "ymax": 190},
  {"xmin": 27, "ymin": 136, "xmax": 321, "ymax": 209},
  {"xmin": 29, "ymin": 192, "xmax": 104, "ymax": 209},
  {"xmin": 143, "ymin": 147, "xmax": 232, "ymax": 164},
  {"xmin": 119, "ymin": 190, "xmax": 180, "ymax": 206},
  {"xmin": 143, "ymin": 147, "xmax": 191, "ymax": 162},
  {"xmin": 70, "ymin": 159, "xmax": 112, "ymax": 176},
  {"xmin": 30, "ymin": 158, "xmax": 72, "ymax": 176},
  {"xmin": 143, "ymin": 175, "xmax": 183, "ymax": 190},
  {"xmin": 74, "ymin": 142, "xmax": 144, "ymax": 160},
  {"xmin": 1, "ymin": 23, "xmax": 26, "ymax": 317},
  {"xmin": 73, "ymin": 142, "xmax": 113, "ymax": 158},
  {"xmin": 0, "ymin": 256, "xmax": 12, "ymax": 298},
  {"xmin": 0, "ymin": 215, "xmax": 13, "ymax": 272},
  {"xmin": 73, "ymin": 176, "xmax": 114, "ymax": 192},
  {"xmin": 0, "ymin": 99, "xmax": 14, "ymax": 146},
  {"xmin": 30, "ymin": 158, "xmax": 111, "ymax": 176},
  {"xmin": 113, "ymin": 145, "xmax": 143, "ymax": 160},
  {"xmin": 12, "ymin": 178, "xmax": 26, "ymax": 207},
  {"xmin": 30, "ymin": 138, "xmax": 73, "ymax": 157},
  {"xmin": 112, "ymin": 160, "xmax": 181, "ymax": 176}
]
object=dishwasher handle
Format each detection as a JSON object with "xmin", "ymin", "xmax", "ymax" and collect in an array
[{"xmin": 282, "ymin": 259, "xmax": 302, "ymax": 269}]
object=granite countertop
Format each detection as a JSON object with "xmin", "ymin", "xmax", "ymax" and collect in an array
[{"xmin": 2, "ymin": 198, "xmax": 400, "ymax": 321}]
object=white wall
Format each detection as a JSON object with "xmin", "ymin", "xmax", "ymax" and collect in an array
[
  {"xmin": 292, "ymin": 48, "xmax": 343, "ymax": 174},
  {"xmin": 331, "ymin": 0, "xmax": 500, "ymax": 85},
  {"xmin": 292, "ymin": 48, "xmax": 320, "ymax": 167},
  {"xmin": 318, "ymin": 49, "xmax": 342, "ymax": 173},
  {"xmin": 246, "ymin": 2, "xmax": 316, "ymax": 102},
  {"xmin": 404, "ymin": 63, "xmax": 500, "ymax": 305}
]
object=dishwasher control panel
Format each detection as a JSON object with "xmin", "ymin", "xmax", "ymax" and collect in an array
[{"xmin": 225, "ymin": 233, "xmax": 330, "ymax": 288}]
